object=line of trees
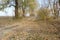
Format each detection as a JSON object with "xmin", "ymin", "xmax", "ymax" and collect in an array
[
  {"xmin": 0, "ymin": 0, "xmax": 37, "ymax": 18},
  {"xmin": 0, "ymin": 0, "xmax": 60, "ymax": 20},
  {"xmin": 37, "ymin": 0, "xmax": 60, "ymax": 20}
]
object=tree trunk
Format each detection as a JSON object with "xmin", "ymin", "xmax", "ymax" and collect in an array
[
  {"xmin": 53, "ymin": 0, "xmax": 57, "ymax": 19},
  {"xmin": 22, "ymin": 7, "xmax": 25, "ymax": 16},
  {"xmin": 15, "ymin": 0, "xmax": 19, "ymax": 18},
  {"xmin": 59, "ymin": 0, "xmax": 60, "ymax": 5}
]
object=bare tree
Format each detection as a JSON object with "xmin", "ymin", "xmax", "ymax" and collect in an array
[{"xmin": 15, "ymin": 0, "xmax": 19, "ymax": 18}]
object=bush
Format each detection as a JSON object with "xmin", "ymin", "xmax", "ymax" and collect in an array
[{"xmin": 37, "ymin": 8, "xmax": 50, "ymax": 20}]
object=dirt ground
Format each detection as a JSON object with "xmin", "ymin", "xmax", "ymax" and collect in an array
[{"xmin": 0, "ymin": 17, "xmax": 60, "ymax": 40}]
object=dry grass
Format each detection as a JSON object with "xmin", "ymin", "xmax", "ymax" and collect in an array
[{"xmin": 0, "ymin": 17, "xmax": 60, "ymax": 40}]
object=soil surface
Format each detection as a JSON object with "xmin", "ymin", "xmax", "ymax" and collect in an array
[{"xmin": 0, "ymin": 17, "xmax": 60, "ymax": 40}]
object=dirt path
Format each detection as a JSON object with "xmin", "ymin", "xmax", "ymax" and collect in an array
[{"xmin": 0, "ymin": 18, "xmax": 60, "ymax": 40}]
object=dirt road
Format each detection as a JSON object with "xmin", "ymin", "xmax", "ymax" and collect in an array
[{"xmin": 0, "ymin": 18, "xmax": 60, "ymax": 40}]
